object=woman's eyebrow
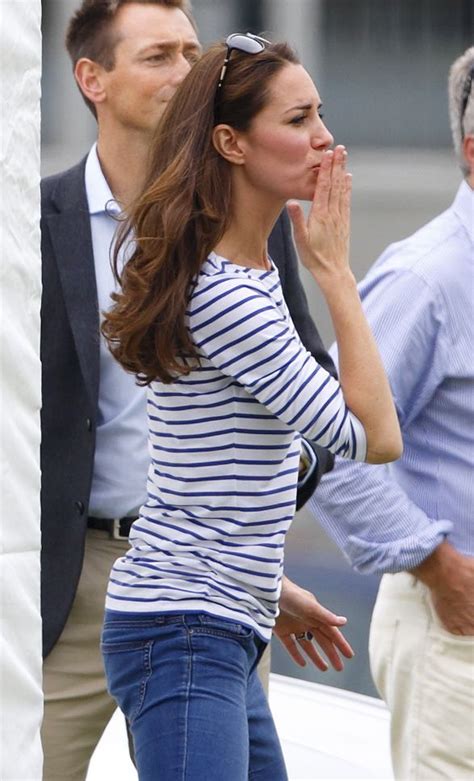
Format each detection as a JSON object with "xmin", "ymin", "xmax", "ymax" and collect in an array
[{"xmin": 283, "ymin": 102, "xmax": 318, "ymax": 114}]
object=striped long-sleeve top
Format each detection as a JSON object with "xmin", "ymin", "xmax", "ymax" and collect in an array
[{"xmin": 106, "ymin": 253, "xmax": 367, "ymax": 640}]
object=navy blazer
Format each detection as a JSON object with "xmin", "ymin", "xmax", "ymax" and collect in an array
[{"xmin": 40, "ymin": 158, "xmax": 336, "ymax": 657}]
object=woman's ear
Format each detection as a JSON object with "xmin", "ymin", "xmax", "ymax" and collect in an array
[{"xmin": 212, "ymin": 124, "xmax": 245, "ymax": 165}]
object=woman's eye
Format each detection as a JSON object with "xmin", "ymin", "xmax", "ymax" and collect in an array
[
  {"xmin": 290, "ymin": 115, "xmax": 306, "ymax": 125},
  {"xmin": 318, "ymin": 111, "xmax": 325, "ymax": 120}
]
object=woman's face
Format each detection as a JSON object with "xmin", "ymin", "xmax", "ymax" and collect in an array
[{"xmin": 239, "ymin": 63, "xmax": 334, "ymax": 202}]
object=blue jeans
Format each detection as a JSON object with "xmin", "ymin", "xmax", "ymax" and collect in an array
[{"xmin": 101, "ymin": 611, "xmax": 288, "ymax": 781}]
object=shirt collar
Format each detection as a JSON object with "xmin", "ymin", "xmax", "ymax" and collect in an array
[
  {"xmin": 452, "ymin": 179, "xmax": 474, "ymax": 246},
  {"xmin": 85, "ymin": 142, "xmax": 121, "ymax": 216}
]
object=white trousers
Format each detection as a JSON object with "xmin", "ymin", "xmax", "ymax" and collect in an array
[{"xmin": 369, "ymin": 572, "xmax": 474, "ymax": 780}]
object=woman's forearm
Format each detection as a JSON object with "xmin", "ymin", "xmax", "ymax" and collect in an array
[{"xmin": 320, "ymin": 269, "xmax": 402, "ymax": 463}]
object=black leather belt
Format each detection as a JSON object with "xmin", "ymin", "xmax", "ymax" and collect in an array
[{"xmin": 87, "ymin": 516, "xmax": 137, "ymax": 539}]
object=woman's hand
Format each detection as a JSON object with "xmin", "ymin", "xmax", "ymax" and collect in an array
[
  {"xmin": 275, "ymin": 576, "xmax": 354, "ymax": 671},
  {"xmin": 287, "ymin": 145, "xmax": 354, "ymax": 290}
]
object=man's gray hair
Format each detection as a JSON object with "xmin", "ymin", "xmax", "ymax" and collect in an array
[{"xmin": 449, "ymin": 46, "xmax": 474, "ymax": 177}]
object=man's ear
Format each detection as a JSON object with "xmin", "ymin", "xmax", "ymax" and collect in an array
[
  {"xmin": 463, "ymin": 133, "xmax": 474, "ymax": 178},
  {"xmin": 74, "ymin": 58, "xmax": 108, "ymax": 108},
  {"xmin": 212, "ymin": 124, "xmax": 246, "ymax": 165}
]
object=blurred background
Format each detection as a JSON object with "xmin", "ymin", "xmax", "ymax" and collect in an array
[{"xmin": 41, "ymin": 0, "xmax": 473, "ymax": 698}]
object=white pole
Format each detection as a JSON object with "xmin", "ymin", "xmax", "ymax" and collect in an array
[{"xmin": 0, "ymin": 1, "xmax": 43, "ymax": 779}]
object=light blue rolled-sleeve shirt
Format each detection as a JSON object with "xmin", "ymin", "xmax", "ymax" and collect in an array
[{"xmin": 310, "ymin": 180, "xmax": 474, "ymax": 573}]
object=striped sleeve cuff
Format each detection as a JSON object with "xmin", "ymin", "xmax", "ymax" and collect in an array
[{"xmin": 349, "ymin": 413, "xmax": 367, "ymax": 462}]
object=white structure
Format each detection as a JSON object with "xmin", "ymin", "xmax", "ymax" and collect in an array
[
  {"xmin": 270, "ymin": 675, "xmax": 392, "ymax": 780},
  {"xmin": 87, "ymin": 675, "xmax": 393, "ymax": 781},
  {"xmin": 0, "ymin": 1, "xmax": 43, "ymax": 780}
]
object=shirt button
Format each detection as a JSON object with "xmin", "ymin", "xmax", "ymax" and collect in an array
[
  {"xmin": 86, "ymin": 417, "xmax": 92, "ymax": 431},
  {"xmin": 75, "ymin": 500, "xmax": 85, "ymax": 516}
]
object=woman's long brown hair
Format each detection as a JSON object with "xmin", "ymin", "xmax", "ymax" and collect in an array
[{"xmin": 102, "ymin": 40, "xmax": 299, "ymax": 384}]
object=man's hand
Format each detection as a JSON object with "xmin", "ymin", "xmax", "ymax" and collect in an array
[
  {"xmin": 275, "ymin": 576, "xmax": 354, "ymax": 671},
  {"xmin": 411, "ymin": 541, "xmax": 474, "ymax": 635}
]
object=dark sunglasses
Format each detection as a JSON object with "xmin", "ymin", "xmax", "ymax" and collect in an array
[
  {"xmin": 460, "ymin": 64, "xmax": 474, "ymax": 139},
  {"xmin": 216, "ymin": 32, "xmax": 271, "ymax": 94}
]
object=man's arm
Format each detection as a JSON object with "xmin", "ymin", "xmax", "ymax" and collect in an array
[
  {"xmin": 311, "ymin": 263, "xmax": 452, "ymax": 573},
  {"xmin": 310, "ymin": 259, "xmax": 474, "ymax": 633},
  {"xmin": 311, "ymin": 454, "xmax": 452, "ymax": 571}
]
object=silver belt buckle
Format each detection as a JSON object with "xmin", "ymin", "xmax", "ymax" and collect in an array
[{"xmin": 112, "ymin": 518, "xmax": 124, "ymax": 540}]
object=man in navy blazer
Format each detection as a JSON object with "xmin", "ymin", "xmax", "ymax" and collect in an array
[{"xmin": 41, "ymin": 1, "xmax": 338, "ymax": 777}]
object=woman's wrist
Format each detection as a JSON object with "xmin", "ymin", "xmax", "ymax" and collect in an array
[{"xmin": 313, "ymin": 267, "xmax": 357, "ymax": 301}]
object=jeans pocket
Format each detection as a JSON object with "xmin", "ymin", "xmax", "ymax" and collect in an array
[
  {"xmin": 193, "ymin": 616, "xmax": 254, "ymax": 644},
  {"xmin": 102, "ymin": 618, "xmax": 159, "ymax": 630},
  {"xmin": 102, "ymin": 640, "xmax": 153, "ymax": 725}
]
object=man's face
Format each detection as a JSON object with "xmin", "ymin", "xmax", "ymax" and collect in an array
[{"xmin": 99, "ymin": 3, "xmax": 201, "ymax": 134}]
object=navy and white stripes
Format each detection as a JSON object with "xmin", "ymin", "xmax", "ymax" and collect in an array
[{"xmin": 106, "ymin": 253, "xmax": 366, "ymax": 640}]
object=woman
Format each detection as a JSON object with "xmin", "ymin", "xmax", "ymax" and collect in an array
[{"xmin": 101, "ymin": 35, "xmax": 402, "ymax": 780}]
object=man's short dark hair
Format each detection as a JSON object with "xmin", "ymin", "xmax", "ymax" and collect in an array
[{"xmin": 66, "ymin": 0, "xmax": 196, "ymax": 116}]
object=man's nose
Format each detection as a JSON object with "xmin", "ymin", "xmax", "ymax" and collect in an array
[{"xmin": 173, "ymin": 53, "xmax": 193, "ymax": 84}]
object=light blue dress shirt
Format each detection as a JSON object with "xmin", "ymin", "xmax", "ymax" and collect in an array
[
  {"xmin": 85, "ymin": 144, "xmax": 149, "ymax": 517},
  {"xmin": 310, "ymin": 180, "xmax": 474, "ymax": 573}
]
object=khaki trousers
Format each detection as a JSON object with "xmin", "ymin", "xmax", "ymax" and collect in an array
[
  {"xmin": 369, "ymin": 572, "xmax": 474, "ymax": 781},
  {"xmin": 41, "ymin": 528, "xmax": 271, "ymax": 781}
]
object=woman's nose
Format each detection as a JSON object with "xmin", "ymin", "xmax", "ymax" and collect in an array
[{"xmin": 312, "ymin": 124, "xmax": 334, "ymax": 151}]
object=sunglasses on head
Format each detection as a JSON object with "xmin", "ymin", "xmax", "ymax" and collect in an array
[{"xmin": 216, "ymin": 32, "xmax": 271, "ymax": 94}]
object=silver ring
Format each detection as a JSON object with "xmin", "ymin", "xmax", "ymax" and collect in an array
[{"xmin": 295, "ymin": 631, "xmax": 313, "ymax": 642}]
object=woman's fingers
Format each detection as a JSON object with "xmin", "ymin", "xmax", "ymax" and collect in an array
[
  {"xmin": 287, "ymin": 200, "xmax": 307, "ymax": 246},
  {"xmin": 296, "ymin": 636, "xmax": 329, "ymax": 671},
  {"xmin": 311, "ymin": 633, "xmax": 344, "ymax": 671},
  {"xmin": 328, "ymin": 145, "xmax": 346, "ymax": 212},
  {"xmin": 316, "ymin": 623, "xmax": 355, "ymax": 658},
  {"xmin": 342, "ymin": 171, "xmax": 353, "ymax": 224},
  {"xmin": 292, "ymin": 631, "xmax": 341, "ymax": 672},
  {"xmin": 278, "ymin": 622, "xmax": 354, "ymax": 672},
  {"xmin": 280, "ymin": 634, "xmax": 307, "ymax": 667},
  {"xmin": 306, "ymin": 601, "xmax": 347, "ymax": 628},
  {"xmin": 309, "ymin": 149, "xmax": 333, "ymax": 220}
]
